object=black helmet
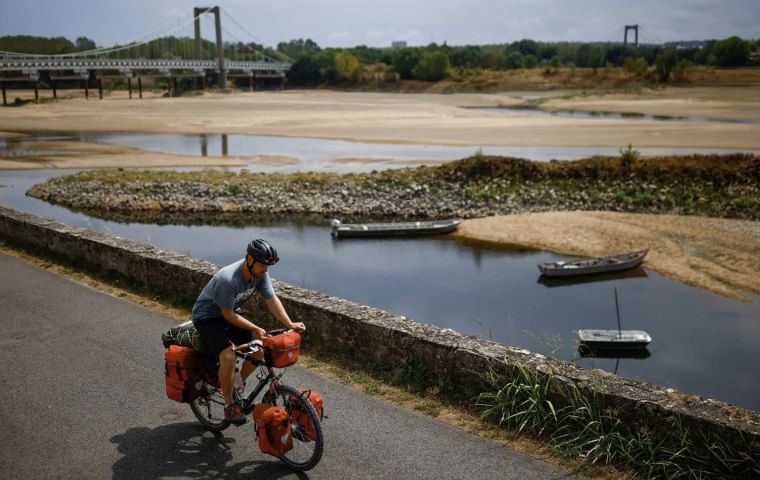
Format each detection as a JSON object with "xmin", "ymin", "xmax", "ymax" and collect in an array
[{"xmin": 246, "ymin": 239, "xmax": 279, "ymax": 265}]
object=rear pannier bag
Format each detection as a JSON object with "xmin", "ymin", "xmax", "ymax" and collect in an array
[
  {"xmin": 263, "ymin": 331, "xmax": 301, "ymax": 368},
  {"xmin": 164, "ymin": 345, "xmax": 203, "ymax": 403},
  {"xmin": 289, "ymin": 389, "xmax": 324, "ymax": 441},
  {"xmin": 253, "ymin": 404, "xmax": 293, "ymax": 457}
]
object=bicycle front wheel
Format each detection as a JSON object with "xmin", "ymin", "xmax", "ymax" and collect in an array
[
  {"xmin": 263, "ymin": 383, "xmax": 324, "ymax": 471},
  {"xmin": 190, "ymin": 382, "xmax": 231, "ymax": 432}
]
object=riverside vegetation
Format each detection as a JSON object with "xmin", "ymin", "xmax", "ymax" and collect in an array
[{"xmin": 28, "ymin": 151, "xmax": 760, "ymax": 223}]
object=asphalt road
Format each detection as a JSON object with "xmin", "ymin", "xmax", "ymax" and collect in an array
[{"xmin": 0, "ymin": 252, "xmax": 580, "ymax": 479}]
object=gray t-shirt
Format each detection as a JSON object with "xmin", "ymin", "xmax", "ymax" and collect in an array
[{"xmin": 191, "ymin": 259, "xmax": 275, "ymax": 324}]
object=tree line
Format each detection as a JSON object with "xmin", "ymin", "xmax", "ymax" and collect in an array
[
  {"xmin": 281, "ymin": 36, "xmax": 759, "ymax": 85},
  {"xmin": 3, "ymin": 34, "xmax": 757, "ymax": 86}
]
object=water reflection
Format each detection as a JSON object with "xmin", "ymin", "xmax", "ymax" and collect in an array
[
  {"xmin": 1, "ymin": 131, "xmax": 753, "ymax": 168},
  {"xmin": 538, "ymin": 267, "xmax": 648, "ymax": 288},
  {"xmin": 472, "ymin": 106, "xmax": 760, "ymax": 125},
  {"xmin": 578, "ymin": 346, "xmax": 652, "ymax": 360}
]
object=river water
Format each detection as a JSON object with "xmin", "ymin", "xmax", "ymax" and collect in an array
[
  {"xmin": 1, "ymin": 131, "xmax": 752, "ymax": 168},
  {"xmin": 1, "ymin": 136, "xmax": 759, "ymax": 412}
]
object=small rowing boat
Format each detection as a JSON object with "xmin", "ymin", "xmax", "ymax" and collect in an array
[
  {"xmin": 538, "ymin": 250, "xmax": 648, "ymax": 277},
  {"xmin": 330, "ymin": 218, "xmax": 461, "ymax": 238},
  {"xmin": 578, "ymin": 287, "xmax": 652, "ymax": 352},
  {"xmin": 578, "ymin": 329, "xmax": 652, "ymax": 350}
]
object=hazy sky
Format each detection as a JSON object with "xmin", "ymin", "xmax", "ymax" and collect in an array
[{"xmin": 1, "ymin": 0, "xmax": 758, "ymax": 49}]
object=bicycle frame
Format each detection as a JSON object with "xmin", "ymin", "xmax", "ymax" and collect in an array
[
  {"xmin": 198, "ymin": 341, "xmax": 284, "ymax": 413},
  {"xmin": 236, "ymin": 358, "xmax": 281, "ymax": 414}
]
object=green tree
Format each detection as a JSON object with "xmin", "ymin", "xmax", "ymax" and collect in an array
[
  {"xmin": 623, "ymin": 56, "xmax": 648, "ymax": 75},
  {"xmin": 504, "ymin": 51, "xmax": 524, "ymax": 70},
  {"xmin": 590, "ymin": 51, "xmax": 604, "ymax": 73},
  {"xmin": 484, "ymin": 52, "xmax": 505, "ymax": 70},
  {"xmin": 287, "ymin": 56, "xmax": 321, "ymax": 85},
  {"xmin": 450, "ymin": 45, "xmax": 483, "ymax": 68},
  {"xmin": 514, "ymin": 39, "xmax": 540, "ymax": 57},
  {"xmin": 276, "ymin": 38, "xmax": 320, "ymax": 59},
  {"xmin": 412, "ymin": 51, "xmax": 450, "ymax": 81},
  {"xmin": 523, "ymin": 54, "xmax": 538, "ymax": 69},
  {"xmin": 672, "ymin": 59, "xmax": 694, "ymax": 81},
  {"xmin": 75, "ymin": 36, "xmax": 97, "ymax": 51},
  {"xmin": 393, "ymin": 48, "xmax": 422, "ymax": 79},
  {"xmin": 575, "ymin": 44, "xmax": 594, "ymax": 67},
  {"xmin": 316, "ymin": 49, "xmax": 338, "ymax": 83},
  {"xmin": 655, "ymin": 48, "xmax": 678, "ymax": 81},
  {"xmin": 712, "ymin": 36, "xmax": 751, "ymax": 67},
  {"xmin": 334, "ymin": 52, "xmax": 360, "ymax": 82}
]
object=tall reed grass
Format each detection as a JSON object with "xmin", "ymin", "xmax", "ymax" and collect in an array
[{"xmin": 476, "ymin": 361, "xmax": 760, "ymax": 479}]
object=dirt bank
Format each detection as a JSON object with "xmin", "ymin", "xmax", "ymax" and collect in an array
[{"xmin": 454, "ymin": 211, "xmax": 759, "ymax": 301}]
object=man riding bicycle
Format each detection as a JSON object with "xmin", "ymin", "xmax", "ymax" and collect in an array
[{"xmin": 191, "ymin": 238, "xmax": 306, "ymax": 425}]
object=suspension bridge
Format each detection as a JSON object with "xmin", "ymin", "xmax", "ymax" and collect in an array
[{"xmin": 0, "ymin": 6, "xmax": 291, "ymax": 104}]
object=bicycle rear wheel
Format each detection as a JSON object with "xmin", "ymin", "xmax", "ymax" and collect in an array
[
  {"xmin": 263, "ymin": 383, "xmax": 324, "ymax": 471},
  {"xmin": 190, "ymin": 382, "xmax": 231, "ymax": 431}
]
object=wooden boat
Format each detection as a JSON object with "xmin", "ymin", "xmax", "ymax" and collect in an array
[
  {"xmin": 538, "ymin": 267, "xmax": 647, "ymax": 288},
  {"xmin": 538, "ymin": 249, "xmax": 648, "ymax": 277},
  {"xmin": 578, "ymin": 329, "xmax": 652, "ymax": 350},
  {"xmin": 330, "ymin": 218, "xmax": 461, "ymax": 238}
]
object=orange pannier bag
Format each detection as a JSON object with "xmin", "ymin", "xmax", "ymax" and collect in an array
[
  {"xmin": 263, "ymin": 331, "xmax": 301, "ymax": 368},
  {"xmin": 253, "ymin": 404, "xmax": 293, "ymax": 457},
  {"xmin": 164, "ymin": 345, "xmax": 203, "ymax": 403},
  {"xmin": 290, "ymin": 389, "xmax": 324, "ymax": 441}
]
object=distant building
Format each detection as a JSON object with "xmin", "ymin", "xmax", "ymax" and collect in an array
[{"xmin": 391, "ymin": 41, "xmax": 407, "ymax": 49}]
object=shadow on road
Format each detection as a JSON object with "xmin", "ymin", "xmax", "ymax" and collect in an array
[{"xmin": 110, "ymin": 423, "xmax": 309, "ymax": 479}]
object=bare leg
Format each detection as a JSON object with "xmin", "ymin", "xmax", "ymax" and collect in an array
[
  {"xmin": 218, "ymin": 347, "xmax": 235, "ymax": 406},
  {"xmin": 240, "ymin": 349, "xmax": 263, "ymax": 382}
]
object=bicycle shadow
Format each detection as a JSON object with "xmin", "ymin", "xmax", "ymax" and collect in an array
[{"xmin": 110, "ymin": 423, "xmax": 310, "ymax": 480}]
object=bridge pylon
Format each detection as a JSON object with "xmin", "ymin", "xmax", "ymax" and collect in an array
[
  {"xmin": 194, "ymin": 6, "xmax": 226, "ymax": 89},
  {"xmin": 624, "ymin": 25, "xmax": 639, "ymax": 48}
]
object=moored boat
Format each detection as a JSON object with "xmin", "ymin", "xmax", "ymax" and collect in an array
[
  {"xmin": 538, "ymin": 249, "xmax": 648, "ymax": 277},
  {"xmin": 330, "ymin": 218, "xmax": 462, "ymax": 238},
  {"xmin": 578, "ymin": 329, "xmax": 652, "ymax": 350}
]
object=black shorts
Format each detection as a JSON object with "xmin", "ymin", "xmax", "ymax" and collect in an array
[{"xmin": 193, "ymin": 318, "xmax": 253, "ymax": 356}]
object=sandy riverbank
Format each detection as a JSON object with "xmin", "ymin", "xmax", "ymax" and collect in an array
[
  {"xmin": 455, "ymin": 212, "xmax": 760, "ymax": 301},
  {"xmin": 1, "ymin": 87, "xmax": 760, "ymax": 151}
]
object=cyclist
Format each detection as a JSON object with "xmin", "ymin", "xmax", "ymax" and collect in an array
[{"xmin": 191, "ymin": 238, "xmax": 306, "ymax": 425}]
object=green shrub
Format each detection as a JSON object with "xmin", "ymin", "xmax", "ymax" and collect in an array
[
  {"xmin": 619, "ymin": 144, "xmax": 639, "ymax": 169},
  {"xmin": 226, "ymin": 182, "xmax": 243, "ymax": 195}
]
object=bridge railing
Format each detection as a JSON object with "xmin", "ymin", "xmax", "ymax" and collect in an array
[{"xmin": 0, "ymin": 57, "xmax": 290, "ymax": 73}]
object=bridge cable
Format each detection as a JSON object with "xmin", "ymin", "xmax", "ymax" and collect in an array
[{"xmin": 219, "ymin": 7, "xmax": 292, "ymax": 62}]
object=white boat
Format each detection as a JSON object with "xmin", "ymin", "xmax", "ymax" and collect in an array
[
  {"xmin": 578, "ymin": 329, "xmax": 652, "ymax": 350},
  {"xmin": 330, "ymin": 218, "xmax": 461, "ymax": 238},
  {"xmin": 578, "ymin": 287, "xmax": 652, "ymax": 351}
]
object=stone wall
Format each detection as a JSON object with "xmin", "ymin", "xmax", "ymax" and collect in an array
[{"xmin": 1, "ymin": 205, "xmax": 758, "ymax": 447}]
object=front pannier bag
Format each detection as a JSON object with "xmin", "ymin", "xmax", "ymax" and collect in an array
[
  {"xmin": 164, "ymin": 345, "xmax": 203, "ymax": 403},
  {"xmin": 263, "ymin": 331, "xmax": 301, "ymax": 368},
  {"xmin": 290, "ymin": 389, "xmax": 324, "ymax": 441},
  {"xmin": 253, "ymin": 404, "xmax": 293, "ymax": 457}
]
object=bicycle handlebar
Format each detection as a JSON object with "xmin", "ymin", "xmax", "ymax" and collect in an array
[{"xmin": 231, "ymin": 329, "xmax": 293, "ymax": 352}]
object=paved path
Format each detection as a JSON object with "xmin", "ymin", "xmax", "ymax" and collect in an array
[{"xmin": 0, "ymin": 252, "xmax": 580, "ymax": 479}]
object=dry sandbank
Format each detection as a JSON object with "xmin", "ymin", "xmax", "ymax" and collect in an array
[
  {"xmin": 454, "ymin": 212, "xmax": 760, "ymax": 301},
  {"xmin": 1, "ymin": 89, "xmax": 759, "ymax": 151}
]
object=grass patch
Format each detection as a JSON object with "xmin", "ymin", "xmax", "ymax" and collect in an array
[{"xmin": 477, "ymin": 360, "xmax": 760, "ymax": 479}]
